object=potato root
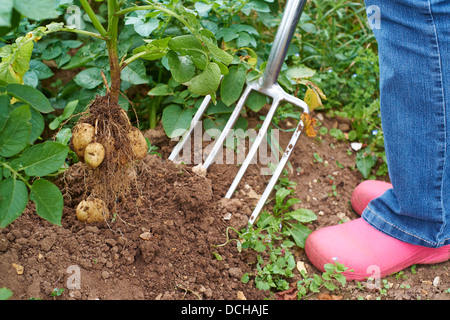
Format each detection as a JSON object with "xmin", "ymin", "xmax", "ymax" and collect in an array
[
  {"xmin": 76, "ymin": 198, "xmax": 109, "ymax": 223},
  {"xmin": 127, "ymin": 127, "xmax": 148, "ymax": 160},
  {"xmin": 84, "ymin": 142, "xmax": 105, "ymax": 168},
  {"xmin": 72, "ymin": 123, "xmax": 95, "ymax": 158}
]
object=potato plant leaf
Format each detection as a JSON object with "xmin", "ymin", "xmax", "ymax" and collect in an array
[
  {"xmin": 121, "ymin": 60, "xmax": 148, "ymax": 85},
  {"xmin": 0, "ymin": 39, "xmax": 33, "ymax": 86},
  {"xmin": 19, "ymin": 141, "xmax": 69, "ymax": 177},
  {"xmin": 0, "ymin": 104, "xmax": 31, "ymax": 157},
  {"xmin": 188, "ymin": 62, "xmax": 221, "ymax": 96},
  {"xmin": 167, "ymin": 51, "xmax": 195, "ymax": 83},
  {"xmin": 74, "ymin": 67, "xmax": 103, "ymax": 89},
  {"xmin": 162, "ymin": 104, "xmax": 193, "ymax": 138},
  {"xmin": 168, "ymin": 35, "xmax": 207, "ymax": 70},
  {"xmin": 133, "ymin": 37, "xmax": 171, "ymax": 61},
  {"xmin": 6, "ymin": 83, "xmax": 54, "ymax": 113},
  {"xmin": 220, "ymin": 64, "xmax": 246, "ymax": 106},
  {"xmin": 0, "ymin": 178, "xmax": 28, "ymax": 228},
  {"xmin": 29, "ymin": 179, "xmax": 63, "ymax": 226},
  {"xmin": 13, "ymin": 0, "xmax": 59, "ymax": 21}
]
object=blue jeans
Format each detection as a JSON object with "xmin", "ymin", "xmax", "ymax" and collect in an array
[{"xmin": 362, "ymin": 0, "xmax": 450, "ymax": 248}]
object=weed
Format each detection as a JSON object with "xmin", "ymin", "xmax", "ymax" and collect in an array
[
  {"xmin": 297, "ymin": 261, "xmax": 350, "ymax": 299},
  {"xmin": 50, "ymin": 287, "xmax": 65, "ymax": 297}
]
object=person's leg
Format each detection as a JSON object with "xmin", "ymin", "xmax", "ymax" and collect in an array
[
  {"xmin": 305, "ymin": 0, "xmax": 450, "ymax": 280},
  {"xmin": 362, "ymin": 0, "xmax": 450, "ymax": 248}
]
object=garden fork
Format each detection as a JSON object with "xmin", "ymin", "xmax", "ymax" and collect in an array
[{"xmin": 169, "ymin": 0, "xmax": 309, "ymax": 226}]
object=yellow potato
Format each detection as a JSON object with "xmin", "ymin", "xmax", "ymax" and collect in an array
[
  {"xmin": 76, "ymin": 198, "xmax": 109, "ymax": 223},
  {"xmin": 84, "ymin": 142, "xmax": 105, "ymax": 168},
  {"xmin": 72, "ymin": 123, "xmax": 95, "ymax": 158},
  {"xmin": 127, "ymin": 127, "xmax": 148, "ymax": 160}
]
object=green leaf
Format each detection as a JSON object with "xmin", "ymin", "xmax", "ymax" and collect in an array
[
  {"xmin": 162, "ymin": 104, "xmax": 193, "ymax": 138},
  {"xmin": 245, "ymin": 91, "xmax": 267, "ymax": 112},
  {"xmin": 0, "ymin": 95, "xmax": 10, "ymax": 131},
  {"xmin": 0, "ymin": 104, "xmax": 31, "ymax": 157},
  {"xmin": 20, "ymin": 141, "xmax": 69, "ymax": 177},
  {"xmin": 188, "ymin": 62, "xmax": 221, "ymax": 95},
  {"xmin": 45, "ymin": 22, "xmax": 64, "ymax": 33},
  {"xmin": 220, "ymin": 64, "xmax": 246, "ymax": 106},
  {"xmin": 148, "ymin": 84, "xmax": 172, "ymax": 96},
  {"xmin": 168, "ymin": 35, "xmax": 207, "ymax": 70},
  {"xmin": 285, "ymin": 221, "xmax": 312, "ymax": 248},
  {"xmin": 0, "ymin": 178, "xmax": 28, "ymax": 228},
  {"xmin": 195, "ymin": 1, "xmax": 213, "ymax": 14},
  {"xmin": 205, "ymin": 100, "xmax": 233, "ymax": 115},
  {"xmin": 0, "ymin": 8, "xmax": 20, "ymax": 37},
  {"xmin": 0, "ymin": 0, "xmax": 13, "ymax": 27},
  {"xmin": 29, "ymin": 107, "xmax": 44, "ymax": 144},
  {"xmin": 333, "ymin": 273, "xmax": 347, "ymax": 286},
  {"xmin": 356, "ymin": 151, "xmax": 376, "ymax": 179},
  {"xmin": 167, "ymin": 51, "xmax": 195, "ymax": 83},
  {"xmin": 13, "ymin": 0, "xmax": 59, "ymax": 21},
  {"xmin": 0, "ymin": 287, "xmax": 13, "ymax": 300},
  {"xmin": 121, "ymin": 60, "xmax": 148, "ymax": 85},
  {"xmin": 0, "ymin": 40, "xmax": 33, "ymax": 85},
  {"xmin": 133, "ymin": 37, "xmax": 171, "ymax": 61},
  {"xmin": 74, "ymin": 67, "xmax": 103, "ymax": 89},
  {"xmin": 275, "ymin": 188, "xmax": 291, "ymax": 207},
  {"xmin": 285, "ymin": 208, "xmax": 317, "ymax": 223},
  {"xmin": 49, "ymin": 99, "xmax": 78, "ymax": 130},
  {"xmin": 286, "ymin": 65, "xmax": 316, "ymax": 79},
  {"xmin": 29, "ymin": 179, "xmax": 63, "ymax": 226},
  {"xmin": 41, "ymin": 44, "xmax": 62, "ymax": 61},
  {"xmin": 204, "ymin": 41, "xmax": 233, "ymax": 66},
  {"xmin": 256, "ymin": 211, "xmax": 275, "ymax": 228},
  {"xmin": 0, "ymin": 61, "xmax": 20, "ymax": 85},
  {"xmin": 133, "ymin": 18, "xmax": 160, "ymax": 37},
  {"xmin": 217, "ymin": 28, "xmax": 239, "ymax": 42},
  {"xmin": 61, "ymin": 43, "xmax": 103, "ymax": 70},
  {"xmin": 254, "ymin": 241, "xmax": 266, "ymax": 252},
  {"xmin": 6, "ymin": 83, "xmax": 54, "ymax": 113}
]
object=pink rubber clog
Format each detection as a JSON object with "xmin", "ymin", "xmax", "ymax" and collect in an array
[
  {"xmin": 305, "ymin": 218, "xmax": 450, "ymax": 281},
  {"xmin": 351, "ymin": 180, "xmax": 392, "ymax": 215}
]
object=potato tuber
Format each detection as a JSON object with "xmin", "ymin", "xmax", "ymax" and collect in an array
[
  {"xmin": 127, "ymin": 127, "xmax": 148, "ymax": 160},
  {"xmin": 84, "ymin": 142, "xmax": 105, "ymax": 168},
  {"xmin": 76, "ymin": 198, "xmax": 109, "ymax": 223},
  {"xmin": 72, "ymin": 123, "xmax": 95, "ymax": 158}
]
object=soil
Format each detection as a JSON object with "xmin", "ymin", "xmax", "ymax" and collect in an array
[{"xmin": 1, "ymin": 111, "xmax": 449, "ymax": 301}]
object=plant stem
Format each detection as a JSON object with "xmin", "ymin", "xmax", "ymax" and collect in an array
[
  {"xmin": 0, "ymin": 161, "xmax": 32, "ymax": 189},
  {"xmin": 107, "ymin": 0, "xmax": 121, "ymax": 104},
  {"xmin": 149, "ymin": 99, "xmax": 158, "ymax": 129},
  {"xmin": 79, "ymin": 0, "xmax": 108, "ymax": 38},
  {"xmin": 121, "ymin": 51, "xmax": 148, "ymax": 69},
  {"xmin": 59, "ymin": 27, "xmax": 104, "ymax": 40}
]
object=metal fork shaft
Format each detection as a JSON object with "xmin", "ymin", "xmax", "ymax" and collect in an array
[{"xmin": 261, "ymin": 0, "xmax": 307, "ymax": 89}]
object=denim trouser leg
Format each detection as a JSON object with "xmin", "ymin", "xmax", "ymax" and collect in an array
[{"xmin": 362, "ymin": 0, "xmax": 450, "ymax": 248}]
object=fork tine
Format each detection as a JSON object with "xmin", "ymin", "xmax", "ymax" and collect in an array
[
  {"xmin": 248, "ymin": 116, "xmax": 304, "ymax": 226},
  {"xmin": 201, "ymin": 85, "xmax": 253, "ymax": 170},
  {"xmin": 225, "ymin": 96, "xmax": 281, "ymax": 199},
  {"xmin": 168, "ymin": 94, "xmax": 212, "ymax": 162}
]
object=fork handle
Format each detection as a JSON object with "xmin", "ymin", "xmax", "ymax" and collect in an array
[{"xmin": 261, "ymin": 0, "xmax": 306, "ymax": 88}]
